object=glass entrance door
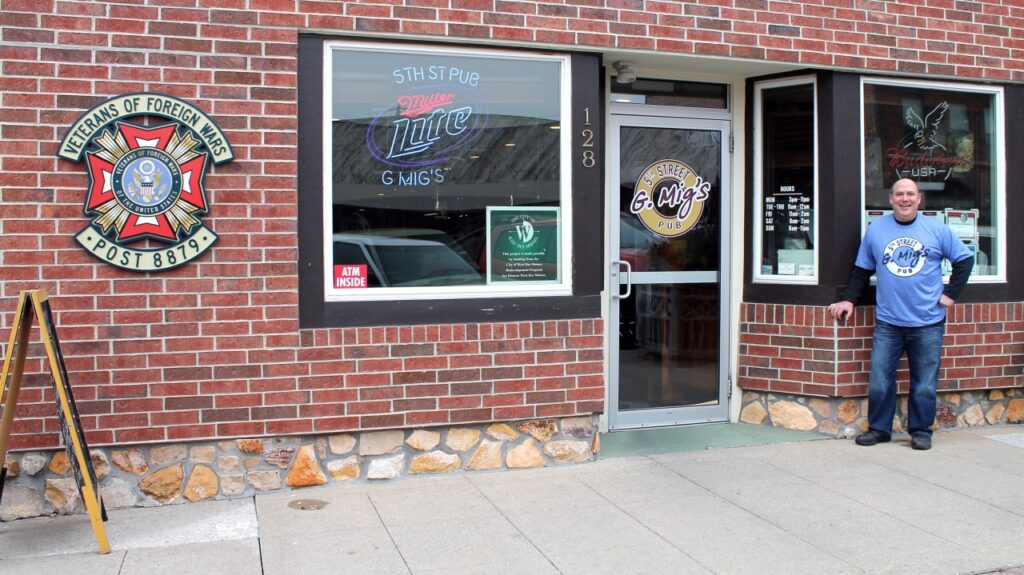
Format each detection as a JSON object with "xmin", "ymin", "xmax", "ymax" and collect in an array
[{"xmin": 609, "ymin": 114, "xmax": 730, "ymax": 429}]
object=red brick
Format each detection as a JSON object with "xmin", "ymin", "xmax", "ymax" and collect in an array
[
  {"xmin": 536, "ymin": 403, "xmax": 575, "ymax": 417},
  {"xmin": 152, "ymin": 411, "xmax": 201, "ymax": 426},
  {"xmin": 438, "ymin": 395, "xmax": 481, "ymax": 409},
  {"xmin": 253, "ymin": 406, "xmax": 298, "ymax": 420},
  {"xmin": 217, "ymin": 422, "xmax": 264, "ymax": 437},
  {"xmin": 524, "ymin": 338, "xmax": 564, "ymax": 351},
  {"xmin": 567, "ymin": 385, "xmax": 604, "ymax": 400},
  {"xmin": 393, "ymin": 370, "xmax": 437, "ymax": 384},
  {"xmin": 495, "ymin": 1, "xmax": 534, "ymax": 14},
  {"xmin": 311, "ymin": 389, "xmax": 359, "ymax": 403},
  {"xmin": 481, "ymin": 366, "xmax": 522, "ymax": 380},
  {"xmin": 495, "ymin": 379, "xmax": 535, "ymax": 393},
  {"xmin": 482, "ymin": 339, "xmax": 523, "ymax": 353},
  {"xmin": 394, "ymin": 398, "xmax": 437, "ymax": 411},
  {"xmin": 215, "ymin": 394, "xmax": 264, "ymax": 408},
  {"xmin": 165, "ymin": 396, "xmax": 214, "ymax": 410},
  {"xmin": 348, "ymin": 400, "xmax": 392, "ymax": 415},
  {"xmin": 168, "ymin": 424, "xmax": 217, "ymax": 439},
  {"xmin": 405, "ymin": 411, "xmax": 449, "ymax": 425},
  {"xmin": 116, "ymin": 427, "xmax": 166, "ymax": 443},
  {"xmin": 566, "ymin": 335, "xmax": 603, "ymax": 349},
  {"xmin": 405, "ymin": 356, "xmax": 450, "ymax": 370},
  {"xmin": 482, "ymin": 393, "xmax": 525, "ymax": 407},
  {"xmin": 537, "ymin": 377, "xmax": 574, "ymax": 390},
  {"xmin": 535, "ymin": 30, "xmax": 575, "ymax": 44},
  {"xmin": 248, "ymin": 379, "xmax": 297, "ymax": 393},
  {"xmin": 494, "ymin": 406, "xmax": 535, "ymax": 420},
  {"xmin": 495, "ymin": 352, "xmax": 535, "ymax": 365},
  {"xmin": 444, "ymin": 354, "xmax": 486, "ymax": 369},
  {"xmin": 201, "ymin": 407, "xmax": 251, "ymax": 423},
  {"xmin": 312, "ymin": 416, "xmax": 359, "ymax": 431},
  {"xmin": 266, "ymin": 391, "xmax": 310, "ymax": 405},
  {"xmin": 449, "ymin": 408, "xmax": 492, "ymax": 423},
  {"xmin": 451, "ymin": 381, "xmax": 492, "ymax": 395},
  {"xmin": 347, "ymin": 373, "xmax": 391, "ymax": 387},
  {"xmin": 566, "ymin": 362, "xmax": 602, "ymax": 375},
  {"xmin": 525, "ymin": 364, "xmax": 565, "ymax": 377},
  {"xmin": 526, "ymin": 391, "xmax": 565, "ymax": 404},
  {"xmin": 360, "ymin": 414, "xmax": 405, "ymax": 428},
  {"xmin": 267, "ymin": 419, "xmax": 313, "ymax": 434}
]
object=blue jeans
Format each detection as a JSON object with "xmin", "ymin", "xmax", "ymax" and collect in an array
[{"xmin": 867, "ymin": 319, "xmax": 945, "ymax": 437}]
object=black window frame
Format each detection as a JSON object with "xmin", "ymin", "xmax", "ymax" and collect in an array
[
  {"xmin": 743, "ymin": 70, "xmax": 1024, "ymax": 306},
  {"xmin": 751, "ymin": 76, "xmax": 818, "ymax": 284},
  {"xmin": 297, "ymin": 35, "xmax": 604, "ymax": 328}
]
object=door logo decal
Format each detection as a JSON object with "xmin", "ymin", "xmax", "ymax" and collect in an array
[{"xmin": 629, "ymin": 159, "xmax": 710, "ymax": 238}]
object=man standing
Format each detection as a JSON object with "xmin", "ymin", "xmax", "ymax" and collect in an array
[{"xmin": 828, "ymin": 179, "xmax": 973, "ymax": 450}]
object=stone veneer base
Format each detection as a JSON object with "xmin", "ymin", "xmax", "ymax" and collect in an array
[
  {"xmin": 739, "ymin": 388, "xmax": 1024, "ymax": 437},
  {"xmin": 0, "ymin": 415, "xmax": 597, "ymax": 521}
]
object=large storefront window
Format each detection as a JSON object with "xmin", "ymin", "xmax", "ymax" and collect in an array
[
  {"xmin": 862, "ymin": 79, "xmax": 1004, "ymax": 279},
  {"xmin": 753, "ymin": 78, "xmax": 817, "ymax": 283},
  {"xmin": 323, "ymin": 43, "xmax": 571, "ymax": 300}
]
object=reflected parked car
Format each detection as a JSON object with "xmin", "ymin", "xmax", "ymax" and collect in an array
[
  {"xmin": 354, "ymin": 228, "xmax": 480, "ymax": 271},
  {"xmin": 618, "ymin": 214, "xmax": 666, "ymax": 349},
  {"xmin": 619, "ymin": 212, "xmax": 666, "ymax": 272},
  {"xmin": 332, "ymin": 233, "xmax": 484, "ymax": 287}
]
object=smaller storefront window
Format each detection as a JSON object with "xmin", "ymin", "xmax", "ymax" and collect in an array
[
  {"xmin": 753, "ymin": 78, "xmax": 817, "ymax": 283},
  {"xmin": 323, "ymin": 42, "xmax": 572, "ymax": 300},
  {"xmin": 862, "ymin": 79, "xmax": 1004, "ymax": 280}
]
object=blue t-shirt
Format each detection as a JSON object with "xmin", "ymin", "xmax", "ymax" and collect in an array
[{"xmin": 855, "ymin": 214, "xmax": 972, "ymax": 327}]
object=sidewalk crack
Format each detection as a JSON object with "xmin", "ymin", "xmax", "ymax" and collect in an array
[
  {"xmin": 252, "ymin": 495, "xmax": 266, "ymax": 575},
  {"xmin": 648, "ymin": 454, "xmax": 869, "ymax": 575},
  {"xmin": 465, "ymin": 474, "xmax": 565, "ymax": 574},
  {"xmin": 367, "ymin": 492, "xmax": 413, "ymax": 575},
  {"xmin": 571, "ymin": 466, "xmax": 719, "ymax": 574}
]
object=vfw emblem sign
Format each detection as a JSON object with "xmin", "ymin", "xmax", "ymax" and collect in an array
[{"xmin": 58, "ymin": 93, "xmax": 233, "ymax": 271}]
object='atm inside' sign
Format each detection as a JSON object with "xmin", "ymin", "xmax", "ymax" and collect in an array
[{"xmin": 334, "ymin": 265, "xmax": 367, "ymax": 288}]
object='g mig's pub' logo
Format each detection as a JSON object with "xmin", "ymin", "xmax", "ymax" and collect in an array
[
  {"xmin": 630, "ymin": 159, "xmax": 711, "ymax": 238},
  {"xmin": 58, "ymin": 93, "xmax": 233, "ymax": 272}
]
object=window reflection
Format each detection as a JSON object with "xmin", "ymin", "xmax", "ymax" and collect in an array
[
  {"xmin": 619, "ymin": 285, "xmax": 720, "ymax": 410},
  {"xmin": 328, "ymin": 46, "xmax": 567, "ymax": 292},
  {"xmin": 863, "ymin": 82, "xmax": 999, "ymax": 276},
  {"xmin": 618, "ymin": 127, "xmax": 721, "ymax": 273},
  {"xmin": 756, "ymin": 81, "xmax": 815, "ymax": 279}
]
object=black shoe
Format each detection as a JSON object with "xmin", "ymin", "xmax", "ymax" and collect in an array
[
  {"xmin": 855, "ymin": 430, "xmax": 892, "ymax": 446},
  {"xmin": 911, "ymin": 433, "xmax": 932, "ymax": 451}
]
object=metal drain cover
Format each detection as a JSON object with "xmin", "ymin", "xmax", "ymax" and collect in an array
[{"xmin": 288, "ymin": 499, "xmax": 328, "ymax": 511}]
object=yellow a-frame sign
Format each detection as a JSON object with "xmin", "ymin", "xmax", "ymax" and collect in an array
[{"xmin": 0, "ymin": 290, "xmax": 110, "ymax": 554}]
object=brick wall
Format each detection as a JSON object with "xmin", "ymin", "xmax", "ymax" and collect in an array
[
  {"xmin": 738, "ymin": 303, "xmax": 1024, "ymax": 397},
  {"xmin": 3, "ymin": 0, "xmax": 1024, "ymax": 450},
  {"xmin": 5, "ymin": 319, "xmax": 604, "ymax": 449}
]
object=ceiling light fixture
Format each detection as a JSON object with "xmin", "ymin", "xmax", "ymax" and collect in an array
[{"xmin": 613, "ymin": 61, "xmax": 636, "ymax": 84}]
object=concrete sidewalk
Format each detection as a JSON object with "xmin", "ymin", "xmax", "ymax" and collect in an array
[{"xmin": 1, "ymin": 426, "xmax": 1023, "ymax": 575}]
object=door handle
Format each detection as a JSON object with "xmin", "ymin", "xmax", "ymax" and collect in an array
[{"xmin": 611, "ymin": 259, "xmax": 632, "ymax": 299}]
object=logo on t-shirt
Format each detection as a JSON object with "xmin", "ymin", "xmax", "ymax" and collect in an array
[{"xmin": 881, "ymin": 237, "xmax": 929, "ymax": 277}]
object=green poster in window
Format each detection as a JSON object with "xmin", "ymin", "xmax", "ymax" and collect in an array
[{"xmin": 486, "ymin": 207, "xmax": 560, "ymax": 284}]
